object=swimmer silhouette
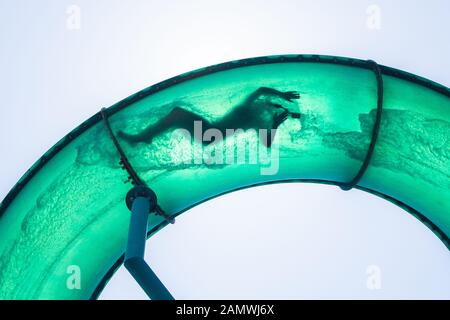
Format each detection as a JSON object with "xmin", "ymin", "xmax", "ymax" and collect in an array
[{"xmin": 118, "ymin": 87, "xmax": 301, "ymax": 148}]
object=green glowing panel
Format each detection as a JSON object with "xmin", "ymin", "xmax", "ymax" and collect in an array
[{"xmin": 0, "ymin": 55, "xmax": 448, "ymax": 299}]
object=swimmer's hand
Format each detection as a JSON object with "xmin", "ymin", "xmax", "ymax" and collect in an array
[{"xmin": 282, "ymin": 91, "xmax": 300, "ymax": 102}]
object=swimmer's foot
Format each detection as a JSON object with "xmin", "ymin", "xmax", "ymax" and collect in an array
[{"xmin": 117, "ymin": 130, "xmax": 149, "ymax": 145}]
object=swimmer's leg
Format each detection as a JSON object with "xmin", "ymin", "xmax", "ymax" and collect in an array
[{"xmin": 118, "ymin": 106, "xmax": 213, "ymax": 144}]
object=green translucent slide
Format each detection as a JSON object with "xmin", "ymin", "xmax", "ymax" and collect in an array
[{"xmin": 0, "ymin": 55, "xmax": 448, "ymax": 299}]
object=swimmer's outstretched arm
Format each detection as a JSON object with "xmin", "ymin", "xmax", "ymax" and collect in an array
[{"xmin": 243, "ymin": 87, "xmax": 300, "ymax": 105}]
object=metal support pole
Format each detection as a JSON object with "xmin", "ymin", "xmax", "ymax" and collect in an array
[{"xmin": 124, "ymin": 186, "xmax": 174, "ymax": 300}]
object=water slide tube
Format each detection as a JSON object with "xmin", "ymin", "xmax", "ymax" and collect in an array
[{"xmin": 0, "ymin": 55, "xmax": 448, "ymax": 299}]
